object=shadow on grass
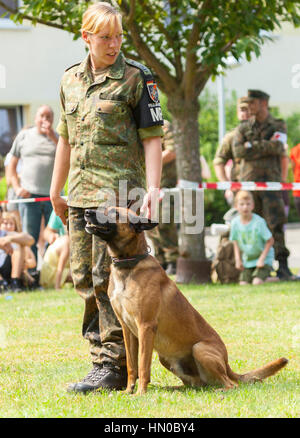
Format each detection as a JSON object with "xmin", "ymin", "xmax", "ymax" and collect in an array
[{"xmin": 153, "ymin": 384, "xmax": 235, "ymax": 394}]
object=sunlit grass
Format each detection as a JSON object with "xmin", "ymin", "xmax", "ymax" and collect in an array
[{"xmin": 0, "ymin": 281, "xmax": 299, "ymax": 418}]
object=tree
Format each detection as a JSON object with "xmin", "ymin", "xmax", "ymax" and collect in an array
[{"xmin": 2, "ymin": 0, "xmax": 300, "ymax": 282}]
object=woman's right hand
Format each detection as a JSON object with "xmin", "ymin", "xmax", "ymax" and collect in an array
[{"xmin": 50, "ymin": 195, "xmax": 68, "ymax": 225}]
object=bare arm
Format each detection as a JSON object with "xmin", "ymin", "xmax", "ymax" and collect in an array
[
  {"xmin": 24, "ymin": 247, "xmax": 37, "ymax": 270},
  {"xmin": 7, "ymin": 232, "xmax": 34, "ymax": 247},
  {"xmin": 8, "ymin": 155, "xmax": 30, "ymax": 198},
  {"xmin": 256, "ymin": 237, "xmax": 274, "ymax": 268},
  {"xmin": 141, "ymin": 136, "xmax": 162, "ymax": 219},
  {"xmin": 214, "ymin": 163, "xmax": 229, "ymax": 182},
  {"xmin": 233, "ymin": 240, "xmax": 244, "ymax": 271},
  {"xmin": 50, "ymin": 136, "xmax": 70, "ymax": 225},
  {"xmin": 0, "ymin": 238, "xmax": 13, "ymax": 255}
]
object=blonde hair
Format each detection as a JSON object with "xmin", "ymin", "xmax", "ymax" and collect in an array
[
  {"xmin": 234, "ymin": 190, "xmax": 254, "ymax": 205},
  {"xmin": 81, "ymin": 2, "xmax": 122, "ymax": 35},
  {"xmin": 1, "ymin": 211, "xmax": 22, "ymax": 232}
]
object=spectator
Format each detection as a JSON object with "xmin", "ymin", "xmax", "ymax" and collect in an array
[
  {"xmin": 7, "ymin": 106, "xmax": 58, "ymax": 277},
  {"xmin": 43, "ymin": 210, "xmax": 66, "ymax": 245},
  {"xmin": 230, "ymin": 190, "xmax": 278, "ymax": 285},
  {"xmin": 290, "ymin": 142, "xmax": 300, "ymax": 218},
  {"xmin": 40, "ymin": 211, "xmax": 70, "ymax": 290},
  {"xmin": 214, "ymin": 97, "xmax": 251, "ymax": 206},
  {"xmin": 0, "ymin": 211, "xmax": 35, "ymax": 292},
  {"xmin": 4, "ymin": 151, "xmax": 22, "ymax": 219},
  {"xmin": 40, "ymin": 234, "xmax": 71, "ymax": 290}
]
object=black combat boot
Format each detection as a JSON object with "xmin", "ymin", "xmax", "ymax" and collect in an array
[
  {"xmin": 67, "ymin": 363, "xmax": 127, "ymax": 393},
  {"xmin": 276, "ymin": 259, "xmax": 296, "ymax": 280}
]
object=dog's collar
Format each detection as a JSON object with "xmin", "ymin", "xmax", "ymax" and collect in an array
[{"xmin": 111, "ymin": 251, "xmax": 149, "ymax": 269}]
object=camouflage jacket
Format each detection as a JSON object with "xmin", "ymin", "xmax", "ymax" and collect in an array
[
  {"xmin": 232, "ymin": 114, "xmax": 287, "ymax": 182},
  {"xmin": 57, "ymin": 52, "xmax": 164, "ymax": 207},
  {"xmin": 213, "ymin": 127, "xmax": 241, "ymax": 182}
]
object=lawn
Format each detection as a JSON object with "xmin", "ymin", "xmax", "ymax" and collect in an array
[{"xmin": 0, "ymin": 281, "xmax": 299, "ymax": 418}]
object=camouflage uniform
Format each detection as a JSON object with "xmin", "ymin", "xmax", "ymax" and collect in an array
[
  {"xmin": 147, "ymin": 121, "xmax": 178, "ymax": 266},
  {"xmin": 57, "ymin": 52, "xmax": 164, "ymax": 367},
  {"xmin": 213, "ymin": 128, "xmax": 241, "ymax": 182},
  {"xmin": 232, "ymin": 114, "xmax": 289, "ymax": 261}
]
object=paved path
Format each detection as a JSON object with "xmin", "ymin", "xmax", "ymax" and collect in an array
[{"xmin": 205, "ymin": 222, "xmax": 300, "ymax": 270}]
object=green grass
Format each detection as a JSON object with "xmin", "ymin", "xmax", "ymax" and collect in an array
[{"xmin": 0, "ymin": 281, "xmax": 299, "ymax": 418}]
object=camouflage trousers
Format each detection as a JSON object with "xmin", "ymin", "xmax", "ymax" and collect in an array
[
  {"xmin": 69, "ymin": 207, "xmax": 125, "ymax": 367},
  {"xmin": 252, "ymin": 191, "xmax": 290, "ymax": 261},
  {"xmin": 147, "ymin": 196, "xmax": 178, "ymax": 265}
]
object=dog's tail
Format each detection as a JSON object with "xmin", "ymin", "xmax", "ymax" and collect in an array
[{"xmin": 227, "ymin": 357, "xmax": 288, "ymax": 383}]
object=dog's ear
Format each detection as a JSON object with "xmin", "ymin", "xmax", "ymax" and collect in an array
[{"xmin": 129, "ymin": 218, "xmax": 159, "ymax": 233}]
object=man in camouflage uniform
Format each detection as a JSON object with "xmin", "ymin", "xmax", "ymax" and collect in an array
[
  {"xmin": 147, "ymin": 120, "xmax": 178, "ymax": 275},
  {"xmin": 50, "ymin": 3, "xmax": 163, "ymax": 393},
  {"xmin": 214, "ymin": 97, "xmax": 251, "ymax": 205},
  {"xmin": 232, "ymin": 89, "xmax": 293, "ymax": 279}
]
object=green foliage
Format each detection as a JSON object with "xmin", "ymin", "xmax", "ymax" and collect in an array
[
  {"xmin": 4, "ymin": 1, "xmax": 300, "ymax": 87},
  {"xmin": 0, "ymin": 177, "xmax": 7, "ymax": 201}
]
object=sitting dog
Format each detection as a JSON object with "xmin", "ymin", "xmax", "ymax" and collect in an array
[{"xmin": 84, "ymin": 206, "xmax": 288, "ymax": 395}]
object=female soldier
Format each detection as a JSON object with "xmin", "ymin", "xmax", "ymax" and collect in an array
[{"xmin": 50, "ymin": 2, "xmax": 163, "ymax": 393}]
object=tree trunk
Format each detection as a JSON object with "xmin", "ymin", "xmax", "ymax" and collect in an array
[{"xmin": 167, "ymin": 94, "xmax": 211, "ymax": 284}]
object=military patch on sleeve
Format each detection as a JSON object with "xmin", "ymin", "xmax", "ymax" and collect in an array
[
  {"xmin": 146, "ymin": 80, "xmax": 159, "ymax": 104},
  {"xmin": 126, "ymin": 58, "xmax": 163, "ymax": 129}
]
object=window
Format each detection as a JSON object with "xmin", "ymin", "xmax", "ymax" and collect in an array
[{"xmin": 0, "ymin": 107, "xmax": 23, "ymax": 156}]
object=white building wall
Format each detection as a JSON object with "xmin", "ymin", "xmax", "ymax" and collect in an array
[{"xmin": 0, "ymin": 20, "xmax": 86, "ymax": 127}]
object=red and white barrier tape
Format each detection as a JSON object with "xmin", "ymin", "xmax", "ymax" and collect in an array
[
  {"xmin": 0, "ymin": 196, "xmax": 51, "ymax": 204},
  {"xmin": 0, "ymin": 196, "xmax": 67, "ymax": 205},
  {"xmin": 177, "ymin": 179, "xmax": 300, "ymax": 191},
  {"xmin": 0, "ymin": 181, "xmax": 300, "ymax": 205}
]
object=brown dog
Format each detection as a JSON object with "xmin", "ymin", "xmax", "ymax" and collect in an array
[{"xmin": 84, "ymin": 206, "xmax": 288, "ymax": 395}]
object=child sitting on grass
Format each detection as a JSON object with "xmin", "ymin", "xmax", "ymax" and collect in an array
[
  {"xmin": 229, "ymin": 190, "xmax": 278, "ymax": 285},
  {"xmin": 0, "ymin": 211, "xmax": 36, "ymax": 292}
]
